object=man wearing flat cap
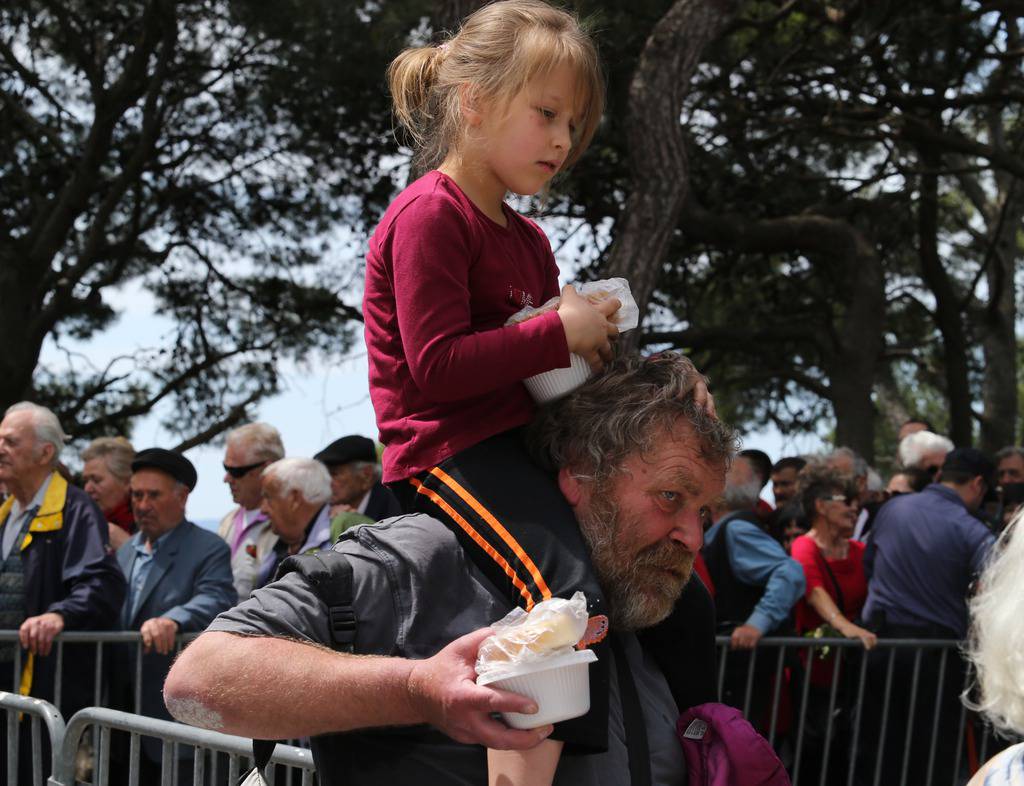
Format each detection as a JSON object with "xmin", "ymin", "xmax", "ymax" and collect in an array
[
  {"xmin": 861, "ymin": 447, "xmax": 997, "ymax": 784},
  {"xmin": 113, "ymin": 448, "xmax": 236, "ymax": 777},
  {"xmin": 315, "ymin": 435, "xmax": 402, "ymax": 532}
]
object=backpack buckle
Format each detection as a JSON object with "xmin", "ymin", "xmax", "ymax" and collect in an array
[{"xmin": 329, "ymin": 606, "xmax": 357, "ymax": 650}]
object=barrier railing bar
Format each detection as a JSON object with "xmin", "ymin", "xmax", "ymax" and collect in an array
[
  {"xmin": 30, "ymin": 715, "xmax": 41, "ymax": 786},
  {"xmin": 742, "ymin": 646, "xmax": 757, "ymax": 719},
  {"xmin": 52, "ymin": 641, "xmax": 62, "ymax": 713},
  {"xmin": 925, "ymin": 647, "xmax": 948, "ymax": 786},
  {"xmin": 133, "ymin": 640, "xmax": 143, "ymax": 715},
  {"xmin": 160, "ymin": 737, "xmax": 172, "ymax": 786},
  {"xmin": 898, "ymin": 648, "xmax": 923, "ymax": 786},
  {"xmin": 952, "ymin": 696, "xmax": 967, "ymax": 786},
  {"xmin": 128, "ymin": 730, "xmax": 140, "ymax": 786},
  {"xmin": 97, "ymin": 723, "xmax": 111, "ymax": 786},
  {"xmin": 792, "ymin": 642, "xmax": 814, "ymax": 786},
  {"xmin": 193, "ymin": 745, "xmax": 205, "ymax": 785},
  {"xmin": 767, "ymin": 645, "xmax": 785, "ymax": 747},
  {"xmin": 6, "ymin": 708, "xmax": 17, "ymax": 786},
  {"xmin": 846, "ymin": 650, "xmax": 869, "ymax": 786},
  {"xmin": 228, "ymin": 752, "xmax": 240, "ymax": 783},
  {"xmin": 873, "ymin": 648, "xmax": 897, "ymax": 786},
  {"xmin": 818, "ymin": 646, "xmax": 844, "ymax": 786},
  {"xmin": 716, "ymin": 643, "xmax": 727, "ymax": 703}
]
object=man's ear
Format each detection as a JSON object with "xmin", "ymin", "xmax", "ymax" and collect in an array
[{"xmin": 557, "ymin": 467, "xmax": 584, "ymax": 507}]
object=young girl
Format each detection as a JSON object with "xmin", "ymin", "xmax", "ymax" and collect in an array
[{"xmin": 365, "ymin": 3, "xmax": 679, "ymax": 781}]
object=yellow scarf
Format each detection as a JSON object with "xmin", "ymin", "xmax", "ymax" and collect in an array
[{"xmin": 0, "ymin": 471, "xmax": 67, "ymax": 695}]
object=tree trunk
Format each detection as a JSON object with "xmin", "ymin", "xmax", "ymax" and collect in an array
[
  {"xmin": 604, "ymin": 0, "xmax": 739, "ymax": 352},
  {"xmin": 676, "ymin": 201, "xmax": 886, "ymax": 461},
  {"xmin": 978, "ymin": 180, "xmax": 1021, "ymax": 453},
  {"xmin": 917, "ymin": 158, "xmax": 974, "ymax": 447}
]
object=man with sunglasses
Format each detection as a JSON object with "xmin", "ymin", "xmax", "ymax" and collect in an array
[{"xmin": 218, "ymin": 423, "xmax": 285, "ymax": 599}]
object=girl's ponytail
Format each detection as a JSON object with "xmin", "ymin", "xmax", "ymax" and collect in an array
[{"xmin": 387, "ymin": 45, "xmax": 447, "ymax": 159}]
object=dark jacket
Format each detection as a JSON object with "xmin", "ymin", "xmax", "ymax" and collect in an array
[
  {"xmin": 0, "ymin": 474, "xmax": 126, "ymax": 714},
  {"xmin": 363, "ymin": 483, "xmax": 403, "ymax": 522}
]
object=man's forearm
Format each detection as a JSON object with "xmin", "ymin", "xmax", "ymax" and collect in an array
[{"xmin": 164, "ymin": 631, "xmax": 419, "ymax": 738}]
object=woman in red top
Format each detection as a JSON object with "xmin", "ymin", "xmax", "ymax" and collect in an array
[
  {"xmin": 790, "ymin": 464, "xmax": 878, "ymax": 778},
  {"xmin": 792, "ymin": 465, "xmax": 877, "ymax": 660}
]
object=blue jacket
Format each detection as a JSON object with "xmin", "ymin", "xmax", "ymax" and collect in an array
[{"xmin": 116, "ymin": 520, "xmax": 235, "ymax": 755}]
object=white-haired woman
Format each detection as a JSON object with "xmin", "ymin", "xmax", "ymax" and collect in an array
[
  {"xmin": 965, "ymin": 508, "xmax": 1024, "ymax": 784},
  {"xmin": 81, "ymin": 436, "xmax": 135, "ymax": 550}
]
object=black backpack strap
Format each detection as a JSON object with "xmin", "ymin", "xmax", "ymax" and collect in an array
[
  {"xmin": 251, "ymin": 550, "xmax": 358, "ymax": 775},
  {"xmin": 276, "ymin": 550, "xmax": 357, "ymax": 652},
  {"xmin": 610, "ymin": 633, "xmax": 652, "ymax": 786}
]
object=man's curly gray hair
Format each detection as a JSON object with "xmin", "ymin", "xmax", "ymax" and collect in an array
[{"xmin": 528, "ymin": 352, "xmax": 738, "ymax": 483}]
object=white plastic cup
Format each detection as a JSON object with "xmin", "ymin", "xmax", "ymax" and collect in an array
[
  {"xmin": 523, "ymin": 354, "xmax": 592, "ymax": 405},
  {"xmin": 476, "ymin": 649, "xmax": 598, "ymax": 729}
]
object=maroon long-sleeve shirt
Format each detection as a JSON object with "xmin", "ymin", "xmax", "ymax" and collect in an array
[{"xmin": 364, "ymin": 171, "xmax": 570, "ymax": 482}]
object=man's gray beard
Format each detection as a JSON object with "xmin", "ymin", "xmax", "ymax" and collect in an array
[{"xmin": 578, "ymin": 486, "xmax": 695, "ymax": 633}]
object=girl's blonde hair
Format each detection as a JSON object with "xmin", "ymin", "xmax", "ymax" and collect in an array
[
  {"xmin": 965, "ymin": 509, "xmax": 1024, "ymax": 736},
  {"xmin": 387, "ymin": 0, "xmax": 604, "ymax": 175}
]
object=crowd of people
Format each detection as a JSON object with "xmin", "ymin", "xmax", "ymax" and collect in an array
[{"xmin": 4, "ymin": 0, "xmax": 1022, "ymax": 783}]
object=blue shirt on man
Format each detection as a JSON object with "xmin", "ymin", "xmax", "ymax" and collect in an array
[
  {"xmin": 863, "ymin": 483, "xmax": 994, "ymax": 638},
  {"xmin": 704, "ymin": 515, "xmax": 806, "ymax": 634}
]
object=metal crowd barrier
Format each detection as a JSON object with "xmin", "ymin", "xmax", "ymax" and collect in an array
[
  {"xmin": 52, "ymin": 706, "xmax": 316, "ymax": 786},
  {"xmin": 0, "ymin": 692, "xmax": 65, "ymax": 786},
  {"xmin": 0, "ymin": 631, "xmax": 199, "ymax": 716},
  {"xmin": 713, "ymin": 635, "xmax": 1011, "ymax": 786},
  {"xmin": 0, "ymin": 694, "xmax": 315, "ymax": 786},
  {"xmin": 0, "ymin": 631, "xmax": 1010, "ymax": 785}
]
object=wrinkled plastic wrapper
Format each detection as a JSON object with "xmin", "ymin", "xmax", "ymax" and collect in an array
[
  {"xmin": 505, "ymin": 278, "xmax": 639, "ymax": 332},
  {"xmin": 475, "ymin": 591, "xmax": 589, "ymax": 682}
]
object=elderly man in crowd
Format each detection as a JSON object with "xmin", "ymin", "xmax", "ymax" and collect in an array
[
  {"xmin": 218, "ymin": 423, "xmax": 285, "ymax": 600},
  {"xmin": 166, "ymin": 353, "xmax": 734, "ymax": 785},
  {"xmin": 703, "ymin": 453, "xmax": 804, "ymax": 728},
  {"xmin": 862, "ymin": 448, "xmax": 997, "ymax": 785},
  {"xmin": 0, "ymin": 402, "xmax": 125, "ymax": 777},
  {"xmin": 114, "ymin": 448, "xmax": 235, "ymax": 780},
  {"xmin": 315, "ymin": 435, "xmax": 402, "ymax": 526},
  {"xmin": 897, "ymin": 430, "xmax": 953, "ymax": 480},
  {"xmin": 255, "ymin": 457, "xmax": 335, "ymax": 588}
]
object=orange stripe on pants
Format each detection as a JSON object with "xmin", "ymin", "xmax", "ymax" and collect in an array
[{"xmin": 410, "ymin": 477, "xmax": 538, "ymax": 610}]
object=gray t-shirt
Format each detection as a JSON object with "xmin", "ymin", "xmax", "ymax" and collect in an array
[{"xmin": 208, "ymin": 514, "xmax": 685, "ymax": 786}]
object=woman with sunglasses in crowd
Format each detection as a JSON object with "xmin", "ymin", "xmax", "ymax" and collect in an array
[
  {"xmin": 789, "ymin": 464, "xmax": 877, "ymax": 775},
  {"xmin": 792, "ymin": 464, "xmax": 877, "ymax": 652}
]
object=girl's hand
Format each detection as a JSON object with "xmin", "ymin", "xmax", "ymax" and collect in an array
[
  {"xmin": 557, "ymin": 285, "xmax": 619, "ymax": 371},
  {"xmin": 692, "ymin": 377, "xmax": 716, "ymax": 418}
]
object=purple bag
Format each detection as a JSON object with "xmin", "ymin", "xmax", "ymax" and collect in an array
[{"xmin": 677, "ymin": 703, "xmax": 791, "ymax": 786}]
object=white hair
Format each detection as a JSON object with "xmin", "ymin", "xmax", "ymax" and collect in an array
[
  {"xmin": 829, "ymin": 446, "xmax": 868, "ymax": 479},
  {"xmin": 349, "ymin": 459, "xmax": 383, "ymax": 484},
  {"xmin": 226, "ymin": 422, "xmax": 285, "ymax": 463},
  {"xmin": 262, "ymin": 458, "xmax": 331, "ymax": 506},
  {"xmin": 898, "ymin": 431, "xmax": 954, "ymax": 469},
  {"xmin": 5, "ymin": 402, "xmax": 67, "ymax": 465},
  {"xmin": 866, "ymin": 468, "xmax": 884, "ymax": 493},
  {"xmin": 965, "ymin": 510, "xmax": 1024, "ymax": 735}
]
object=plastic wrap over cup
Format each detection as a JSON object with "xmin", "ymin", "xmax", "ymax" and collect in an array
[
  {"xmin": 507, "ymin": 278, "xmax": 640, "ymax": 404},
  {"xmin": 476, "ymin": 648, "xmax": 598, "ymax": 728}
]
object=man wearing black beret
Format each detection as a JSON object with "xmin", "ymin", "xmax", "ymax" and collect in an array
[
  {"xmin": 113, "ymin": 447, "xmax": 236, "ymax": 780},
  {"xmin": 314, "ymin": 435, "xmax": 402, "ymax": 526}
]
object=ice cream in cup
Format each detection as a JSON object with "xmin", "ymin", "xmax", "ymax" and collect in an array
[
  {"xmin": 474, "ymin": 592, "xmax": 597, "ymax": 729},
  {"xmin": 476, "ymin": 648, "xmax": 598, "ymax": 728}
]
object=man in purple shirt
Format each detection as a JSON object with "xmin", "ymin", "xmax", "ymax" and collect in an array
[{"xmin": 861, "ymin": 448, "xmax": 996, "ymax": 785}]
